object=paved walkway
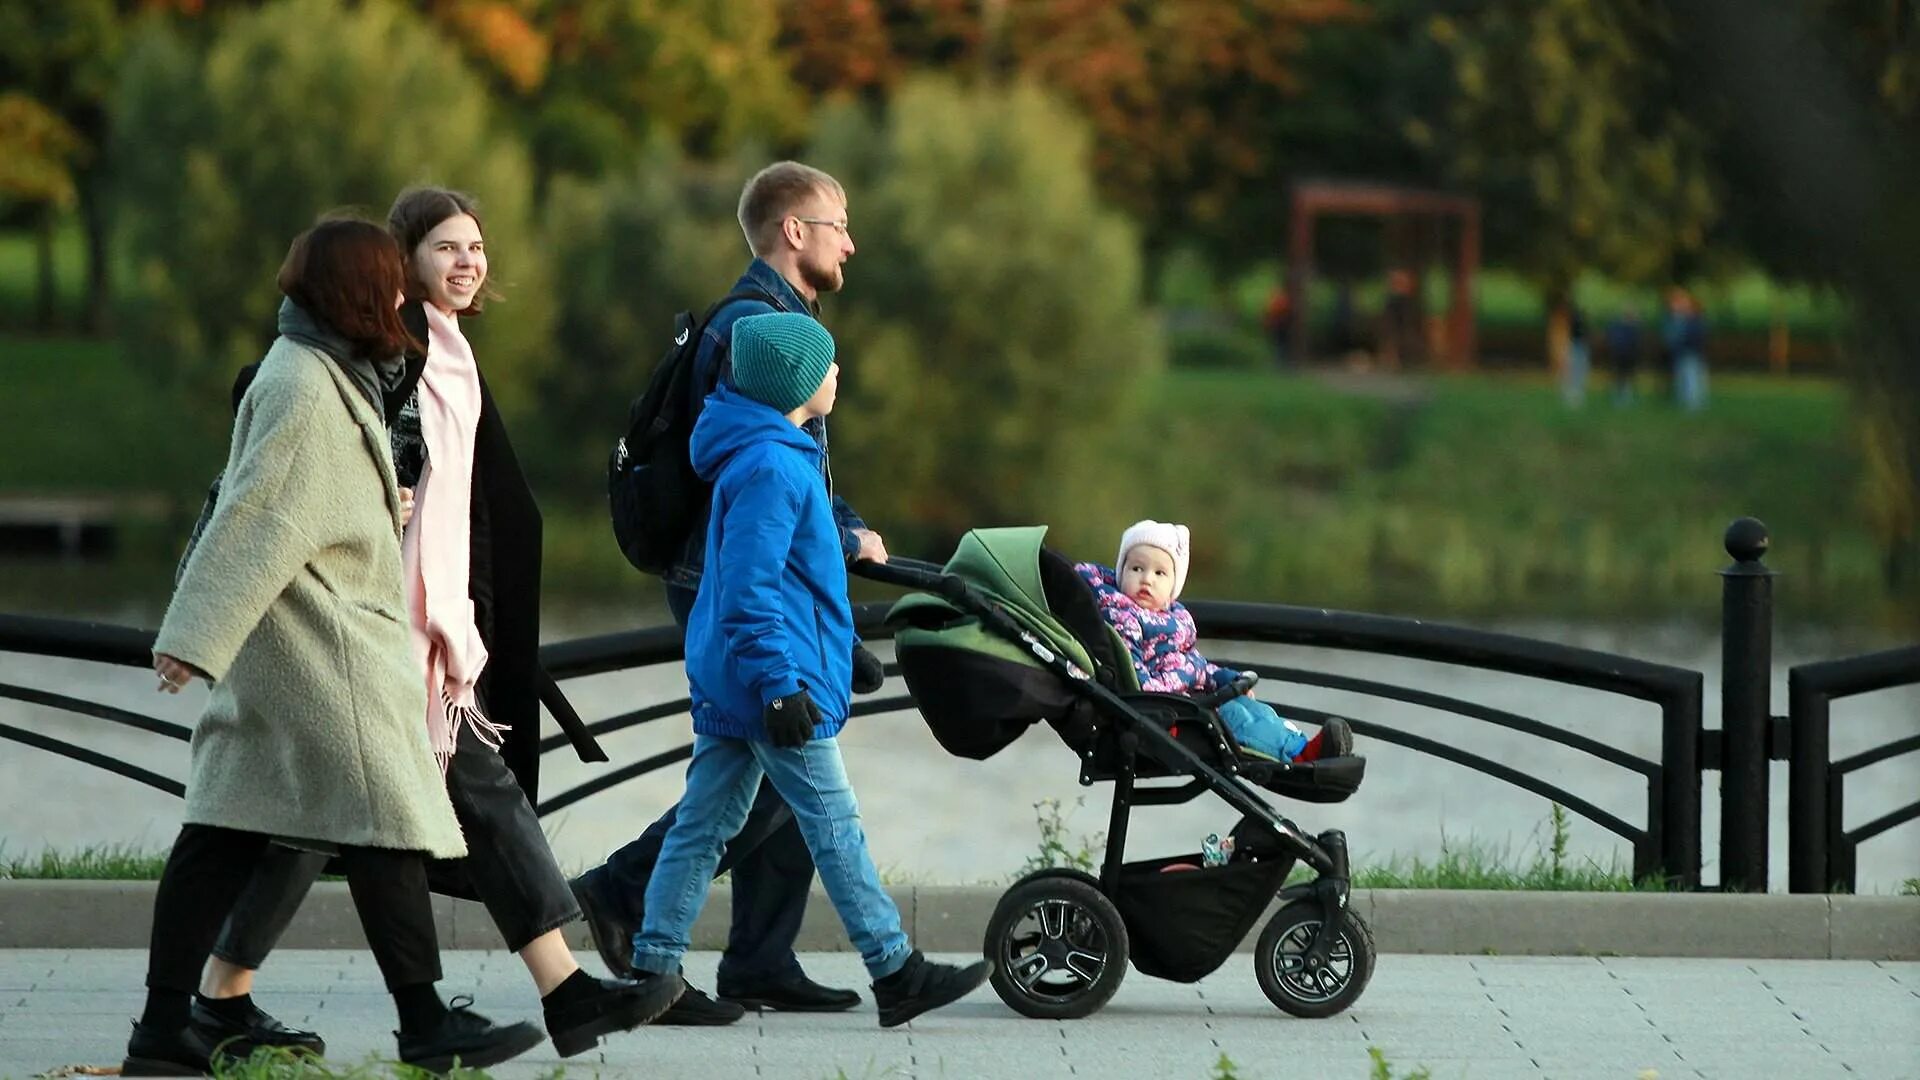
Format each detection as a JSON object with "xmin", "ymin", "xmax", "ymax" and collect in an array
[{"xmin": 2, "ymin": 950, "xmax": 1915, "ymax": 1080}]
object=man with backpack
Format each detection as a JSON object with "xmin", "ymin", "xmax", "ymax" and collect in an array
[{"xmin": 577, "ymin": 161, "xmax": 888, "ymax": 1024}]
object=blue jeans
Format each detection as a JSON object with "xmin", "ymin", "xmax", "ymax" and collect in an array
[
  {"xmin": 1562, "ymin": 341, "xmax": 1590, "ymax": 408},
  {"xmin": 1674, "ymin": 350, "xmax": 1708, "ymax": 411},
  {"xmin": 632, "ymin": 734, "xmax": 911, "ymax": 981},
  {"xmin": 614, "ymin": 581, "xmax": 818, "ymax": 987},
  {"xmin": 1217, "ymin": 696, "xmax": 1309, "ymax": 761}
]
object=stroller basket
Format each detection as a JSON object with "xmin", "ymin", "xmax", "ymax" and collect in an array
[{"xmin": 1113, "ymin": 854, "xmax": 1292, "ymax": 983}]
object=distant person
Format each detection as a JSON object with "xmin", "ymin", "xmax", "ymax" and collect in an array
[
  {"xmin": 1664, "ymin": 288, "xmax": 1709, "ymax": 411},
  {"xmin": 1262, "ymin": 284, "xmax": 1293, "ymax": 368},
  {"xmin": 1381, "ymin": 269, "xmax": 1418, "ymax": 368},
  {"xmin": 1603, "ymin": 306, "xmax": 1643, "ymax": 404},
  {"xmin": 1562, "ymin": 300, "xmax": 1590, "ymax": 408}
]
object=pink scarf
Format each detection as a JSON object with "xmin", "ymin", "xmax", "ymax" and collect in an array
[{"xmin": 403, "ymin": 304, "xmax": 505, "ymax": 770}]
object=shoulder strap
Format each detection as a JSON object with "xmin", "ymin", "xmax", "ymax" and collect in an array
[{"xmin": 689, "ymin": 287, "xmax": 785, "ymax": 402}]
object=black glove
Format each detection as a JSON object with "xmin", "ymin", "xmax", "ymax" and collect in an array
[
  {"xmin": 851, "ymin": 644, "xmax": 885, "ymax": 695},
  {"xmin": 765, "ymin": 688, "xmax": 822, "ymax": 748}
]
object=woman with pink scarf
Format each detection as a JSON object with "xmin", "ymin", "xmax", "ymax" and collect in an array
[{"xmin": 191, "ymin": 189, "xmax": 680, "ymax": 1061}]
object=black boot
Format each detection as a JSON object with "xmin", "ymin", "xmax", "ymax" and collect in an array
[
  {"xmin": 542, "ymin": 970, "xmax": 684, "ymax": 1058},
  {"xmin": 122, "ymin": 1020, "xmax": 220, "ymax": 1076},
  {"xmin": 189, "ymin": 994, "xmax": 325, "ymax": 1057},
  {"xmin": 871, "ymin": 951, "xmax": 990, "ymax": 1028},
  {"xmin": 569, "ymin": 871, "xmax": 636, "ymax": 978},
  {"xmin": 719, "ymin": 968, "xmax": 862, "ymax": 1013},
  {"xmin": 395, "ymin": 996, "xmax": 546, "ymax": 1073},
  {"xmin": 657, "ymin": 980, "xmax": 747, "ymax": 1026}
]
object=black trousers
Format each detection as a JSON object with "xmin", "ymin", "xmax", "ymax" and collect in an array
[
  {"xmin": 586, "ymin": 581, "xmax": 818, "ymax": 986},
  {"xmin": 213, "ymin": 724, "xmax": 580, "ymax": 966},
  {"xmin": 149, "ymin": 824, "xmax": 439, "ymax": 993}
]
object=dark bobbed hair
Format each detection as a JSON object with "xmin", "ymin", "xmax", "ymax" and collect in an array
[{"xmin": 276, "ymin": 214, "xmax": 417, "ymax": 358}]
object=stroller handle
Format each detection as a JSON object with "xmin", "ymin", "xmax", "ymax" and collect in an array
[{"xmin": 851, "ymin": 556, "xmax": 953, "ymax": 593}]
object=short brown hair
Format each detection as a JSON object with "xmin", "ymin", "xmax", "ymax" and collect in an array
[
  {"xmin": 387, "ymin": 185, "xmax": 496, "ymax": 314},
  {"xmin": 737, "ymin": 162, "xmax": 845, "ymax": 256},
  {"xmin": 277, "ymin": 215, "xmax": 417, "ymax": 359}
]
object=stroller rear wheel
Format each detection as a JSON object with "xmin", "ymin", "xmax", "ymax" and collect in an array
[
  {"xmin": 985, "ymin": 874, "xmax": 1129, "ymax": 1019},
  {"xmin": 1254, "ymin": 900, "xmax": 1375, "ymax": 1019}
]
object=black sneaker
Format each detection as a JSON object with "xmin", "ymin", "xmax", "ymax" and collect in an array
[
  {"xmin": 871, "ymin": 951, "xmax": 990, "ymax": 1028},
  {"xmin": 189, "ymin": 996, "xmax": 325, "ymax": 1058},
  {"xmin": 544, "ymin": 973, "xmax": 684, "ymax": 1058},
  {"xmin": 121, "ymin": 1020, "xmax": 219, "ymax": 1076},
  {"xmin": 1320, "ymin": 716, "xmax": 1354, "ymax": 759},
  {"xmin": 569, "ymin": 871, "xmax": 636, "ymax": 978},
  {"xmin": 395, "ymin": 996, "xmax": 546, "ymax": 1073},
  {"xmin": 656, "ymin": 981, "xmax": 746, "ymax": 1026}
]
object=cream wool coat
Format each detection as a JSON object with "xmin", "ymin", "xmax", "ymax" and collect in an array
[{"xmin": 155, "ymin": 334, "xmax": 465, "ymax": 858}]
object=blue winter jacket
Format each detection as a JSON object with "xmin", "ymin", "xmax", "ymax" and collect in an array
[{"xmin": 683, "ymin": 386, "xmax": 854, "ymax": 742}]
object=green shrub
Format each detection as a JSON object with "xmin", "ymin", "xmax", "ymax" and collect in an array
[{"xmin": 110, "ymin": 0, "xmax": 551, "ymax": 460}]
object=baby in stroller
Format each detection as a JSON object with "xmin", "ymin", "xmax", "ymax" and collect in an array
[{"xmin": 1075, "ymin": 519, "xmax": 1353, "ymax": 764}]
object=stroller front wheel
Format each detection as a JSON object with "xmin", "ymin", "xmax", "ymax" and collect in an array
[
  {"xmin": 1254, "ymin": 900, "xmax": 1376, "ymax": 1019},
  {"xmin": 985, "ymin": 875, "xmax": 1129, "ymax": 1019}
]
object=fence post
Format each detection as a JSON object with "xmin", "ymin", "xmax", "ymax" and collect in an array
[
  {"xmin": 1786, "ymin": 670, "xmax": 1830, "ymax": 893},
  {"xmin": 1719, "ymin": 517, "xmax": 1775, "ymax": 891},
  {"xmin": 1660, "ymin": 675, "xmax": 1704, "ymax": 889}
]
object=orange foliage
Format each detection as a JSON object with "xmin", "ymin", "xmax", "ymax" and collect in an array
[
  {"xmin": 777, "ymin": 0, "xmax": 1359, "ymax": 230},
  {"xmin": 429, "ymin": 0, "xmax": 551, "ymax": 94}
]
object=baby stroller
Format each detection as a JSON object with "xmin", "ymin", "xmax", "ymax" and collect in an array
[{"xmin": 858, "ymin": 526, "xmax": 1374, "ymax": 1021}]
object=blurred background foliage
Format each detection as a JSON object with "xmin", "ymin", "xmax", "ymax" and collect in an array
[{"xmin": 0, "ymin": 0, "xmax": 1915, "ymax": 626}]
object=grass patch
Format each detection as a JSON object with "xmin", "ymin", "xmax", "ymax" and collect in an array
[
  {"xmin": 192, "ymin": 1044, "xmax": 554, "ymax": 1080},
  {"xmin": 0, "ymin": 842, "xmax": 170, "ymax": 881},
  {"xmin": 0, "ymin": 334, "xmax": 222, "ymax": 494},
  {"xmin": 1098, "ymin": 366, "xmax": 1890, "ymax": 625}
]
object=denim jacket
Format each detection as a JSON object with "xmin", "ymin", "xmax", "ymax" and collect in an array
[{"xmin": 665, "ymin": 258, "xmax": 867, "ymax": 589}]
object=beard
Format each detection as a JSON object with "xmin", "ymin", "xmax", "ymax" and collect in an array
[{"xmin": 798, "ymin": 256, "xmax": 844, "ymax": 296}]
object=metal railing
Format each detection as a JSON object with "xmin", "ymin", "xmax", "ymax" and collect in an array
[{"xmin": 1, "ymin": 519, "xmax": 1912, "ymax": 894}]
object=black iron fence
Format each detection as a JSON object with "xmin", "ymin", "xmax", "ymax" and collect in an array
[{"xmin": 0, "ymin": 519, "xmax": 1912, "ymax": 893}]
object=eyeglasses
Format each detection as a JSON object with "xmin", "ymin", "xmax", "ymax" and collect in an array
[{"xmin": 793, "ymin": 216, "xmax": 851, "ymax": 236}]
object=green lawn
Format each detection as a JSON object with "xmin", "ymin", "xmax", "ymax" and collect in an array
[
  {"xmin": 1093, "ymin": 366, "xmax": 1883, "ymax": 622},
  {"xmin": 0, "ymin": 332, "xmax": 1893, "ymax": 624}
]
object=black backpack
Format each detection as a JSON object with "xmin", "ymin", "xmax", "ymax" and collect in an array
[{"xmin": 608, "ymin": 289, "xmax": 776, "ymax": 575}]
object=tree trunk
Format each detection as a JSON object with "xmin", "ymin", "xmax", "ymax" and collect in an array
[
  {"xmin": 78, "ymin": 170, "xmax": 111, "ymax": 334},
  {"xmin": 34, "ymin": 207, "xmax": 57, "ymax": 331}
]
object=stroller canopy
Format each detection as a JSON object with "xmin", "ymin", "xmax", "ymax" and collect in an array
[{"xmin": 886, "ymin": 526, "xmax": 1134, "ymax": 759}]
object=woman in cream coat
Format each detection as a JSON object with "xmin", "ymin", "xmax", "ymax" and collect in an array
[{"xmin": 123, "ymin": 216, "xmax": 543, "ymax": 1076}]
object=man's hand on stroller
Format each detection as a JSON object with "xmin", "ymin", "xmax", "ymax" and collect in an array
[
  {"xmin": 852, "ymin": 644, "xmax": 886, "ymax": 694},
  {"xmin": 853, "ymin": 528, "xmax": 889, "ymax": 564},
  {"xmin": 766, "ymin": 688, "xmax": 823, "ymax": 748}
]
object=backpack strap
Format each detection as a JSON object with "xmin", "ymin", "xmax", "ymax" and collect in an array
[{"xmin": 687, "ymin": 286, "xmax": 784, "ymax": 404}]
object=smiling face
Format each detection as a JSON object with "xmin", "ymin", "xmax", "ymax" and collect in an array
[
  {"xmin": 1118, "ymin": 544, "xmax": 1177, "ymax": 612},
  {"xmin": 411, "ymin": 213, "xmax": 486, "ymax": 315}
]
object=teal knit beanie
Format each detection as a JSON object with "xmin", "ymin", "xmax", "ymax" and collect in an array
[{"xmin": 730, "ymin": 312, "xmax": 835, "ymax": 414}]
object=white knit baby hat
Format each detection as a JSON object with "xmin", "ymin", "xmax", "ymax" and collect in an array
[{"xmin": 1117, "ymin": 519, "xmax": 1192, "ymax": 601}]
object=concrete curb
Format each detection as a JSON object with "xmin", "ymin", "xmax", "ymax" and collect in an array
[{"xmin": 2, "ymin": 881, "xmax": 1913, "ymax": 959}]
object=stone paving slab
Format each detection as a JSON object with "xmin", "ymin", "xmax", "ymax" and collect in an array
[{"xmin": 1, "ymin": 951, "xmax": 1916, "ymax": 1080}]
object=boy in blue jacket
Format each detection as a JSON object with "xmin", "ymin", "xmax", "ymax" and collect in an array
[{"xmin": 625, "ymin": 312, "xmax": 988, "ymax": 1027}]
